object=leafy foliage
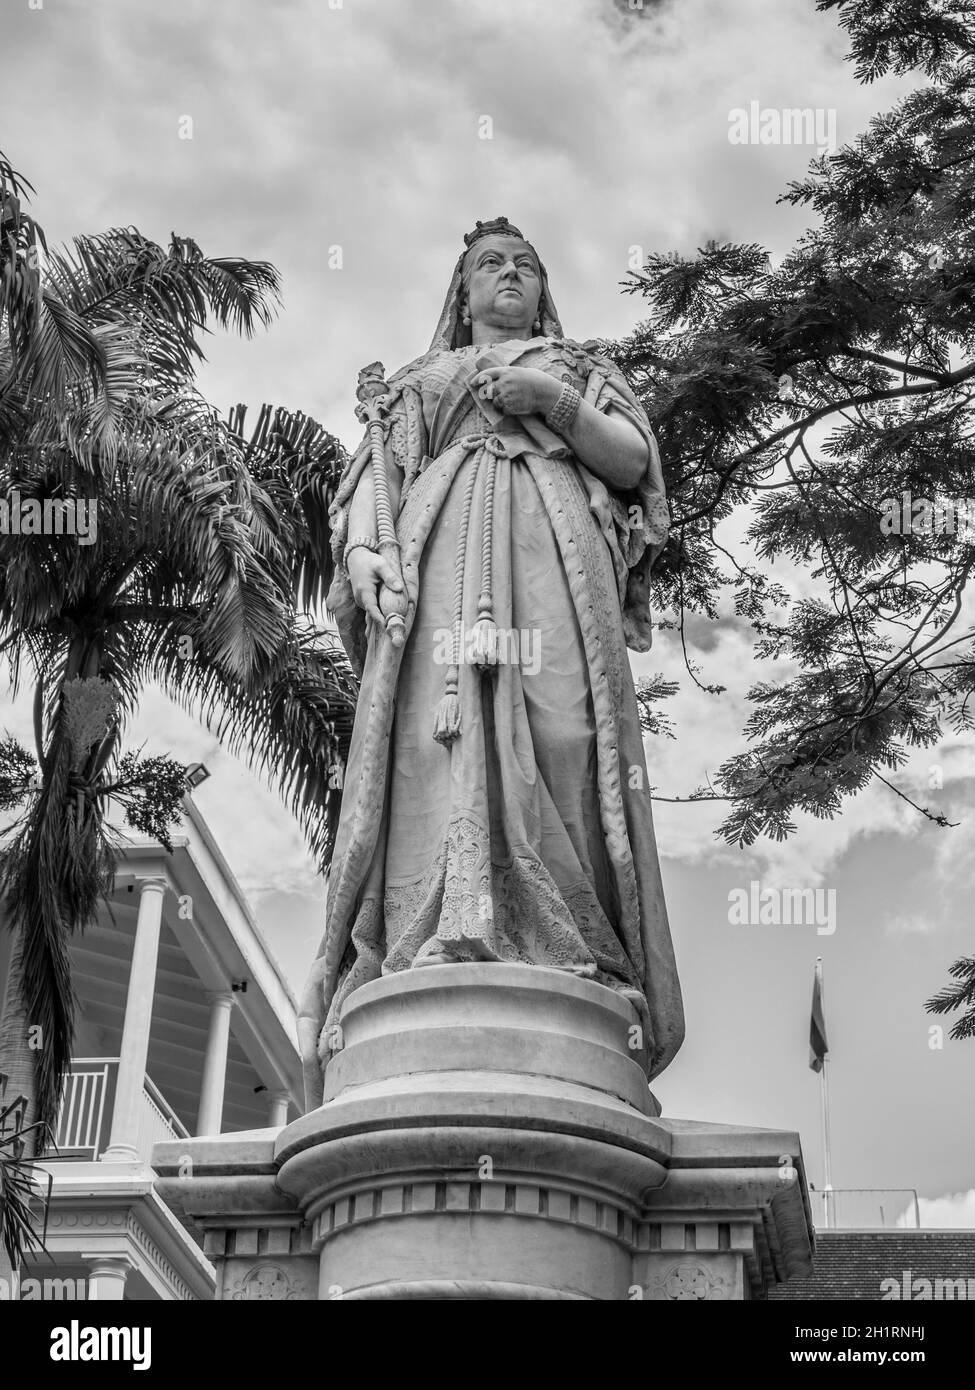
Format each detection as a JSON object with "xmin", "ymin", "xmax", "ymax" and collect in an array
[
  {"xmin": 610, "ymin": 0, "xmax": 975, "ymax": 1037},
  {"xmin": 634, "ymin": 674, "xmax": 679, "ymax": 741},
  {"xmin": 613, "ymin": 0, "xmax": 975, "ymax": 845},
  {"xmin": 926, "ymin": 955, "xmax": 975, "ymax": 1039},
  {"xmin": 0, "ymin": 736, "xmax": 36, "ymax": 812},
  {"xmin": 109, "ymin": 750, "xmax": 189, "ymax": 853}
]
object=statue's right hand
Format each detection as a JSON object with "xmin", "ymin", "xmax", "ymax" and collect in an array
[{"xmin": 347, "ymin": 549, "xmax": 404, "ymax": 628}]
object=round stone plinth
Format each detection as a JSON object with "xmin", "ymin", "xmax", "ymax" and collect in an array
[
  {"xmin": 276, "ymin": 964, "xmax": 670, "ymax": 1300},
  {"xmin": 322, "ymin": 962, "xmax": 655, "ymax": 1113}
]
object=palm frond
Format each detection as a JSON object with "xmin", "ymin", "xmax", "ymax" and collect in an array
[
  {"xmin": 44, "ymin": 229, "xmax": 281, "ymax": 378},
  {"xmin": 0, "ymin": 1085, "xmax": 53, "ymax": 1270},
  {"xmin": 19, "ymin": 291, "xmax": 105, "ymax": 404},
  {"xmin": 153, "ymin": 623, "xmax": 357, "ymax": 867},
  {"xmin": 196, "ymin": 255, "xmax": 280, "ymax": 338},
  {"xmin": 227, "ymin": 401, "xmax": 348, "ymax": 610}
]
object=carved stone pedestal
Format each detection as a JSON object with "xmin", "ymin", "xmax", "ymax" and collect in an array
[{"xmin": 154, "ymin": 964, "xmax": 813, "ymax": 1300}]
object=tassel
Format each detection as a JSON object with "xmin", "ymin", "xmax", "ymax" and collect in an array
[
  {"xmin": 433, "ymin": 667, "xmax": 461, "ymax": 745},
  {"xmin": 471, "ymin": 615, "xmax": 499, "ymax": 671},
  {"xmin": 433, "ymin": 454, "xmax": 482, "ymax": 747},
  {"xmin": 433, "ymin": 692, "xmax": 461, "ymax": 745}
]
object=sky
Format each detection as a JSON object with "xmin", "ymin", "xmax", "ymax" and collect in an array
[{"xmin": 3, "ymin": 0, "xmax": 974, "ymax": 1227}]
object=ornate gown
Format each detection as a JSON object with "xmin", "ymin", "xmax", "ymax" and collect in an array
[{"xmin": 298, "ymin": 334, "xmax": 684, "ymax": 1108}]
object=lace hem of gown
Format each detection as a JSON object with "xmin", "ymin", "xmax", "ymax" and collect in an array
[{"xmin": 378, "ymin": 812, "xmax": 640, "ymax": 980}]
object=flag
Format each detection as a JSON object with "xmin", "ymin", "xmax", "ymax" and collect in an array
[{"xmin": 809, "ymin": 962, "xmax": 829, "ymax": 1072}]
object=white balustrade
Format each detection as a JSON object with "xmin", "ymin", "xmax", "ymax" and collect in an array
[{"xmin": 48, "ymin": 1059, "xmax": 187, "ymax": 1165}]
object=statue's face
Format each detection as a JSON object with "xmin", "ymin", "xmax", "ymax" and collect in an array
[{"xmin": 461, "ymin": 236, "xmax": 542, "ymax": 336}]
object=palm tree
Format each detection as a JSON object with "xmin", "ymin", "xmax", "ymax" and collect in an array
[
  {"xmin": 0, "ymin": 148, "xmax": 356, "ymax": 1193},
  {"xmin": 0, "ymin": 1071, "xmax": 52, "ymax": 1280}
]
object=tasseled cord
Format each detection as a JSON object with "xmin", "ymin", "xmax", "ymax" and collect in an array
[
  {"xmin": 470, "ymin": 444, "xmax": 499, "ymax": 672},
  {"xmin": 433, "ymin": 451, "xmax": 483, "ymax": 745}
]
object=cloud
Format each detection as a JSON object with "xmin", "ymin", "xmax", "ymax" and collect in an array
[
  {"xmin": 886, "ymin": 913, "xmax": 937, "ymax": 937},
  {"xmin": 639, "ymin": 594, "xmax": 923, "ymax": 888},
  {"xmin": 914, "ymin": 1190, "xmax": 975, "ymax": 1229},
  {"xmin": 4, "ymin": 0, "xmax": 915, "ymax": 449}
]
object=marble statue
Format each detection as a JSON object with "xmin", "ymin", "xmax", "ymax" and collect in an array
[{"xmin": 298, "ymin": 217, "xmax": 684, "ymax": 1108}]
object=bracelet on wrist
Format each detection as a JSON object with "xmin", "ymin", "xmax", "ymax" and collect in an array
[
  {"xmin": 343, "ymin": 535, "xmax": 379, "ymax": 569},
  {"xmin": 544, "ymin": 381, "xmax": 582, "ymax": 434}
]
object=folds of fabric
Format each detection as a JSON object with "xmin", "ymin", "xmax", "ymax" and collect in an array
[{"xmin": 299, "ymin": 340, "xmax": 683, "ymax": 1109}]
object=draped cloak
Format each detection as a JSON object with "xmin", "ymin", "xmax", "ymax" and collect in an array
[{"xmin": 298, "ymin": 332, "xmax": 685, "ymax": 1109}]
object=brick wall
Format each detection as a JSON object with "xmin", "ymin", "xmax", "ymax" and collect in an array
[{"xmin": 770, "ymin": 1232, "xmax": 975, "ymax": 1299}]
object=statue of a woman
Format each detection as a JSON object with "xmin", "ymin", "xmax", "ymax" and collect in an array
[{"xmin": 299, "ymin": 217, "xmax": 684, "ymax": 1108}]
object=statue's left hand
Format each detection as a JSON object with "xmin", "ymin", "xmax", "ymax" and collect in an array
[{"xmin": 474, "ymin": 366, "xmax": 561, "ymax": 418}]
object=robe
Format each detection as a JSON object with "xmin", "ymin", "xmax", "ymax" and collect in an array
[{"xmin": 298, "ymin": 335, "xmax": 684, "ymax": 1108}]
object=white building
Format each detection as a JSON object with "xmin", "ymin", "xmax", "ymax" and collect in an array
[{"xmin": 0, "ymin": 791, "xmax": 304, "ymax": 1301}]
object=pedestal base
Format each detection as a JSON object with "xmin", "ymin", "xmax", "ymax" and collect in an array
[{"xmin": 155, "ymin": 965, "xmax": 813, "ymax": 1300}]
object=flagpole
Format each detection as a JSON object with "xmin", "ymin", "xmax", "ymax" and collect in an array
[{"xmin": 817, "ymin": 957, "xmax": 833, "ymax": 1229}]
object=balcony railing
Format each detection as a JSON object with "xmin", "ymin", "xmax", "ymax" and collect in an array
[
  {"xmin": 811, "ymin": 1188, "xmax": 921, "ymax": 1230},
  {"xmin": 46, "ymin": 1058, "xmax": 189, "ymax": 1165},
  {"xmin": 139, "ymin": 1074, "xmax": 190, "ymax": 1160},
  {"xmin": 54, "ymin": 1059, "xmax": 112, "ymax": 1158}
]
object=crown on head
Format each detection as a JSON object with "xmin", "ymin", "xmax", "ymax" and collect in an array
[{"xmin": 463, "ymin": 216, "xmax": 526, "ymax": 249}]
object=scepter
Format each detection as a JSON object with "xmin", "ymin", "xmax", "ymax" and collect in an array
[{"xmin": 355, "ymin": 361, "xmax": 408, "ymax": 648}]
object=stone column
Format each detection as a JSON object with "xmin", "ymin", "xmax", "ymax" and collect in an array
[
  {"xmin": 103, "ymin": 876, "xmax": 167, "ymax": 1162},
  {"xmin": 84, "ymin": 1254, "xmax": 136, "ymax": 1300},
  {"xmin": 196, "ymin": 991, "xmax": 234, "ymax": 1137},
  {"xmin": 268, "ymin": 1091, "xmax": 290, "ymax": 1128}
]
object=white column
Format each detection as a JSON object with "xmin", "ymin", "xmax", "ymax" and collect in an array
[
  {"xmin": 268, "ymin": 1091, "xmax": 290, "ymax": 1128},
  {"xmin": 84, "ymin": 1254, "xmax": 135, "ymax": 1300},
  {"xmin": 196, "ymin": 990, "xmax": 234, "ymax": 1136},
  {"xmin": 103, "ymin": 877, "xmax": 167, "ymax": 1162}
]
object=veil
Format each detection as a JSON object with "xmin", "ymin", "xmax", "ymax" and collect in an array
[{"xmin": 427, "ymin": 217, "xmax": 565, "ymax": 351}]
